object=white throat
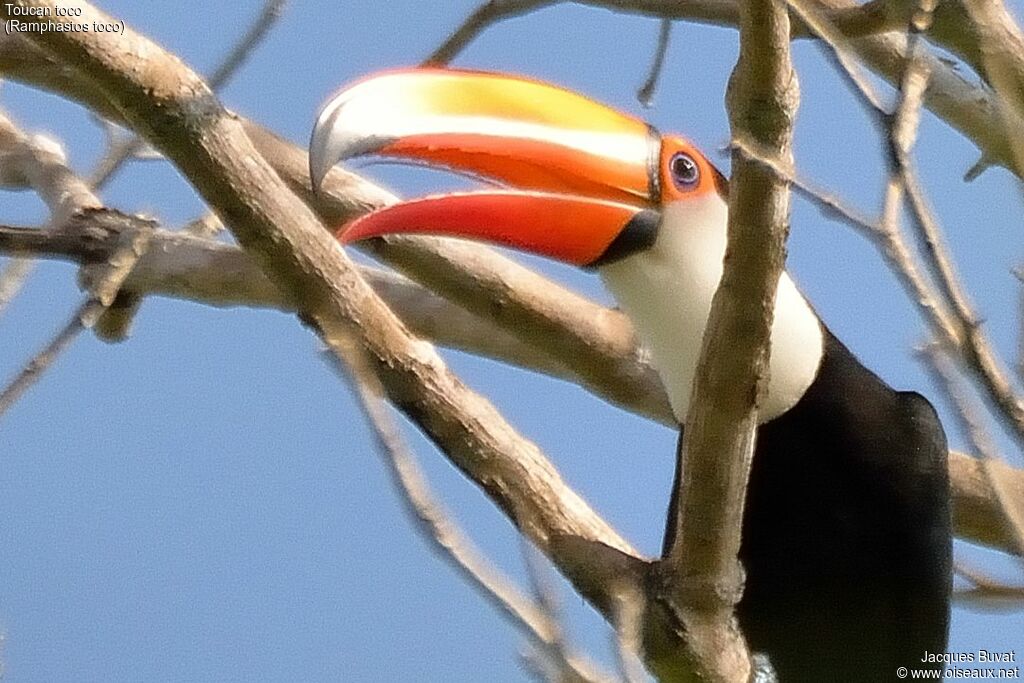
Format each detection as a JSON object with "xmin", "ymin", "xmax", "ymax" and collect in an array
[{"xmin": 598, "ymin": 195, "xmax": 824, "ymax": 424}]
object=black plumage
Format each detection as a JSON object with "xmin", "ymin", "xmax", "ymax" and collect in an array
[{"xmin": 669, "ymin": 330, "xmax": 951, "ymax": 682}]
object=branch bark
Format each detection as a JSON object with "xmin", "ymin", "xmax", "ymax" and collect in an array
[
  {"xmin": 0, "ymin": 218, "xmax": 577, "ymax": 382},
  {"xmin": 2, "ymin": 206, "xmax": 1022, "ymax": 560},
  {"xmin": 424, "ymin": 0, "xmax": 1021, "ymax": 178},
  {"xmin": 0, "ymin": 0, "xmax": 638, "ymax": 604},
  {"xmin": 0, "ymin": 32, "xmax": 670, "ymax": 422},
  {"xmin": 654, "ymin": 0, "xmax": 798, "ymax": 678}
]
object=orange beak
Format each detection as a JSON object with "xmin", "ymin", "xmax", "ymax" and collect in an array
[{"xmin": 309, "ymin": 68, "xmax": 664, "ymax": 266}]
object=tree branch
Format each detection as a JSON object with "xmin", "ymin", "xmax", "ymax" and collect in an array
[
  {"xmin": 960, "ymin": 0, "xmax": 1024, "ymax": 177},
  {"xmin": 410, "ymin": 0, "xmax": 1022, "ymax": 178},
  {"xmin": 2, "ymin": 215, "xmax": 1023, "ymax": 560},
  {"xmin": 0, "ymin": 0, "xmax": 644, "ymax": 650},
  {"xmin": 656, "ymin": 0, "xmax": 797, "ymax": 679},
  {"xmin": 0, "ymin": 218, "xmax": 576, "ymax": 382}
]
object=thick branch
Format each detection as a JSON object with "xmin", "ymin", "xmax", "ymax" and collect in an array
[
  {"xmin": 2, "ymin": 218, "xmax": 1023, "ymax": 559},
  {"xmin": 658, "ymin": 0, "xmax": 797, "ymax": 680},
  {"xmin": 0, "ymin": 0, "xmax": 636, "ymax": 588},
  {"xmin": 0, "ymin": 219, "xmax": 572, "ymax": 380},
  {"xmin": 0, "ymin": 32, "xmax": 668, "ymax": 423}
]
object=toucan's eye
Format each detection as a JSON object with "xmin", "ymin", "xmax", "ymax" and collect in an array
[{"xmin": 669, "ymin": 152, "xmax": 699, "ymax": 189}]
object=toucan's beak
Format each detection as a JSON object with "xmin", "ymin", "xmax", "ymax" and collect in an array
[{"xmin": 309, "ymin": 68, "xmax": 663, "ymax": 266}]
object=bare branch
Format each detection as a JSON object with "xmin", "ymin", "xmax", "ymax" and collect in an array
[
  {"xmin": 0, "ymin": 222, "xmax": 149, "ymax": 418},
  {"xmin": 0, "ymin": 219, "xmax": 580, "ymax": 383},
  {"xmin": 888, "ymin": 72, "xmax": 1024, "ymax": 446},
  {"xmin": 0, "ymin": 299, "xmax": 90, "ymax": 416},
  {"xmin": 951, "ymin": 454, "xmax": 1024, "ymax": 553},
  {"xmin": 0, "ymin": 110, "xmax": 100, "ymax": 221},
  {"xmin": 660, "ymin": 0, "xmax": 798, "ymax": 678},
  {"xmin": 919, "ymin": 342, "xmax": 1000, "ymax": 461},
  {"xmin": 954, "ymin": 562, "xmax": 1024, "ymax": 611},
  {"xmin": 960, "ymin": 0, "xmax": 1024, "ymax": 178},
  {"xmin": 636, "ymin": 19, "xmax": 672, "ymax": 108},
  {"xmin": 88, "ymin": 0, "xmax": 289, "ymax": 187},
  {"xmin": 1, "ymin": 0, "xmax": 642, "ymax": 628},
  {"xmin": 2, "ymin": 216, "xmax": 1023, "ymax": 561},
  {"xmin": 423, "ymin": 0, "xmax": 550, "ymax": 66},
  {"xmin": 519, "ymin": 543, "xmax": 591, "ymax": 682}
]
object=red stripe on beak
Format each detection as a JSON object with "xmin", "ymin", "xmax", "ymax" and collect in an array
[{"xmin": 338, "ymin": 192, "xmax": 644, "ymax": 266}]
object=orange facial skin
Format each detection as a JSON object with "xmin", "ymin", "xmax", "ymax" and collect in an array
[{"xmin": 657, "ymin": 134, "xmax": 725, "ymax": 204}]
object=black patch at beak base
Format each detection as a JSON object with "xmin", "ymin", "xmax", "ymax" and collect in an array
[{"xmin": 587, "ymin": 209, "xmax": 661, "ymax": 269}]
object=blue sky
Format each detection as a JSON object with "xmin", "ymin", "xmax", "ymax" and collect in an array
[{"xmin": 2, "ymin": 1, "xmax": 1023, "ymax": 680}]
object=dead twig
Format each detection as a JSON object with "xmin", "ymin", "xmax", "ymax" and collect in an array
[
  {"xmin": 423, "ymin": 0, "xmax": 550, "ymax": 66},
  {"xmin": 87, "ymin": 0, "xmax": 289, "ymax": 187},
  {"xmin": 330, "ymin": 346, "xmax": 613, "ymax": 683},
  {"xmin": 783, "ymin": 0, "xmax": 1024, "ymax": 450},
  {"xmin": 636, "ymin": 19, "xmax": 672, "ymax": 108},
  {"xmin": 954, "ymin": 562, "xmax": 1024, "ymax": 611},
  {"xmin": 0, "ymin": 223, "xmax": 150, "ymax": 418}
]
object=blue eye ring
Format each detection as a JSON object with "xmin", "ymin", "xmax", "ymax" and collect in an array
[{"xmin": 670, "ymin": 152, "xmax": 700, "ymax": 189}]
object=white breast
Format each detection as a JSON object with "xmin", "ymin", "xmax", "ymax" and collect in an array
[{"xmin": 598, "ymin": 195, "xmax": 824, "ymax": 424}]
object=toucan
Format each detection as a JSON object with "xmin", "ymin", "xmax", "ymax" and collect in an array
[{"xmin": 309, "ymin": 68, "xmax": 952, "ymax": 682}]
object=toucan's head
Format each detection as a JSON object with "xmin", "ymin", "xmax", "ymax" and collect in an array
[
  {"xmin": 309, "ymin": 68, "xmax": 822, "ymax": 423},
  {"xmin": 309, "ymin": 68, "xmax": 727, "ymax": 268}
]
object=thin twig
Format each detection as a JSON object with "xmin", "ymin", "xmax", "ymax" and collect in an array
[
  {"xmin": 0, "ymin": 111, "xmax": 100, "ymax": 221},
  {"xmin": 636, "ymin": 19, "xmax": 672, "ymax": 108},
  {"xmin": 783, "ymin": 0, "xmax": 1024, "ymax": 448},
  {"xmin": 0, "ymin": 299, "xmax": 90, "ymax": 416},
  {"xmin": 919, "ymin": 341, "xmax": 1024, "ymax": 559},
  {"xmin": 918, "ymin": 342, "xmax": 1000, "ymax": 461},
  {"xmin": 330, "ymin": 345, "xmax": 612, "ymax": 683},
  {"xmin": 892, "ymin": 2, "xmax": 1024, "ymax": 448},
  {"xmin": 423, "ymin": 0, "xmax": 549, "ymax": 66},
  {"xmin": 954, "ymin": 561, "xmax": 1024, "ymax": 611},
  {"xmin": 88, "ymin": 0, "xmax": 289, "ymax": 187},
  {"xmin": 520, "ymin": 542, "xmax": 588, "ymax": 682},
  {"xmin": 0, "ymin": 222, "xmax": 149, "ymax": 419}
]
